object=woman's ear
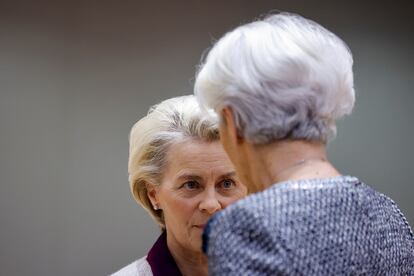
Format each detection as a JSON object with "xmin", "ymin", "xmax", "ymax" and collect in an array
[
  {"xmin": 146, "ymin": 183, "xmax": 160, "ymax": 210},
  {"xmin": 221, "ymin": 106, "xmax": 244, "ymax": 145}
]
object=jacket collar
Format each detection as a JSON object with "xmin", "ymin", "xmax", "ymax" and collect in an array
[{"xmin": 146, "ymin": 231, "xmax": 182, "ymax": 276}]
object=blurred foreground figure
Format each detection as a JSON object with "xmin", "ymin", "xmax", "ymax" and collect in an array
[{"xmin": 195, "ymin": 12, "xmax": 414, "ymax": 275}]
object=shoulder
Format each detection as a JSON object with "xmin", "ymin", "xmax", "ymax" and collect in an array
[
  {"xmin": 210, "ymin": 175, "xmax": 411, "ymax": 231},
  {"xmin": 204, "ymin": 186, "xmax": 274, "ymax": 259},
  {"xmin": 205, "ymin": 176, "xmax": 414, "ymax": 274},
  {"xmin": 203, "ymin": 186, "xmax": 286, "ymax": 274},
  {"xmin": 111, "ymin": 256, "xmax": 152, "ymax": 276}
]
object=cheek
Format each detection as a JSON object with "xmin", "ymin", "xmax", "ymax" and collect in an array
[
  {"xmin": 221, "ymin": 189, "xmax": 247, "ymax": 208},
  {"xmin": 163, "ymin": 197, "xmax": 198, "ymax": 224}
]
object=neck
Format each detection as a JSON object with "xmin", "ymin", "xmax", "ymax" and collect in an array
[
  {"xmin": 243, "ymin": 140, "xmax": 340, "ymax": 192},
  {"xmin": 167, "ymin": 233, "xmax": 208, "ymax": 276}
]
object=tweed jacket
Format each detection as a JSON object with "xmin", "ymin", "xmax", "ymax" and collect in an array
[{"xmin": 203, "ymin": 176, "xmax": 414, "ymax": 275}]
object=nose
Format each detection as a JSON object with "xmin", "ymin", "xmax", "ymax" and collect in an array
[{"xmin": 199, "ymin": 190, "xmax": 222, "ymax": 214}]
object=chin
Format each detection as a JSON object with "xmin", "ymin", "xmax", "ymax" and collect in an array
[
  {"xmin": 191, "ymin": 242, "xmax": 202, "ymax": 253},
  {"xmin": 189, "ymin": 235, "xmax": 203, "ymax": 253}
]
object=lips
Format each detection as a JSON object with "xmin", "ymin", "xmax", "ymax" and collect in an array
[{"xmin": 193, "ymin": 224, "xmax": 206, "ymax": 229}]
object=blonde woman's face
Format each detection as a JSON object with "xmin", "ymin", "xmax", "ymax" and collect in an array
[{"xmin": 148, "ymin": 140, "xmax": 247, "ymax": 253}]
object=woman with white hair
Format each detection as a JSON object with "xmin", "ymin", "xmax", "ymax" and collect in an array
[
  {"xmin": 112, "ymin": 95, "xmax": 247, "ymax": 275},
  {"xmin": 195, "ymin": 12, "xmax": 414, "ymax": 275}
]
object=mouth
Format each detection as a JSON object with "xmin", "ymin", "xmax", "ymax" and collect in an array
[{"xmin": 193, "ymin": 224, "xmax": 206, "ymax": 229}]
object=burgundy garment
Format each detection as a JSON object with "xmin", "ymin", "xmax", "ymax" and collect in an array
[{"xmin": 146, "ymin": 231, "xmax": 182, "ymax": 276}]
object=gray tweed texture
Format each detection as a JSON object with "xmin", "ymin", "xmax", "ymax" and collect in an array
[{"xmin": 203, "ymin": 176, "xmax": 414, "ymax": 275}]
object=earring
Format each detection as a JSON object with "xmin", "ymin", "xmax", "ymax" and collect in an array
[{"xmin": 153, "ymin": 204, "xmax": 159, "ymax": 210}]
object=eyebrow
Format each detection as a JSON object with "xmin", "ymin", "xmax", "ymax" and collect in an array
[
  {"xmin": 176, "ymin": 174, "xmax": 203, "ymax": 182},
  {"xmin": 175, "ymin": 171, "xmax": 237, "ymax": 182},
  {"xmin": 219, "ymin": 171, "xmax": 237, "ymax": 179}
]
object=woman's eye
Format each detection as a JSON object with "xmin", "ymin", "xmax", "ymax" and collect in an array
[
  {"xmin": 221, "ymin": 179, "xmax": 235, "ymax": 189},
  {"xmin": 182, "ymin": 181, "xmax": 199, "ymax": 190}
]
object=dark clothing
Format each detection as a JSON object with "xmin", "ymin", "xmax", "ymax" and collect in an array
[{"xmin": 147, "ymin": 232, "xmax": 182, "ymax": 276}]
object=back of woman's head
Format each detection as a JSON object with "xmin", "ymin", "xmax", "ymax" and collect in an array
[
  {"xmin": 128, "ymin": 95, "xmax": 219, "ymax": 228},
  {"xmin": 195, "ymin": 12, "xmax": 355, "ymax": 144}
]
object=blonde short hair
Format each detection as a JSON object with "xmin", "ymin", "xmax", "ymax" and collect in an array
[{"xmin": 128, "ymin": 95, "xmax": 219, "ymax": 228}]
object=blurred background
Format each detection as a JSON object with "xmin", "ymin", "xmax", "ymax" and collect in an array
[{"xmin": 0, "ymin": 0, "xmax": 413, "ymax": 275}]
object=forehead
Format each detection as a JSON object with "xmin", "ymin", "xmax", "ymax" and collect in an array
[{"xmin": 164, "ymin": 139, "xmax": 234, "ymax": 177}]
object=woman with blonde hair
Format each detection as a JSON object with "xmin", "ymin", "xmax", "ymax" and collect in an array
[{"xmin": 112, "ymin": 95, "xmax": 246, "ymax": 276}]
